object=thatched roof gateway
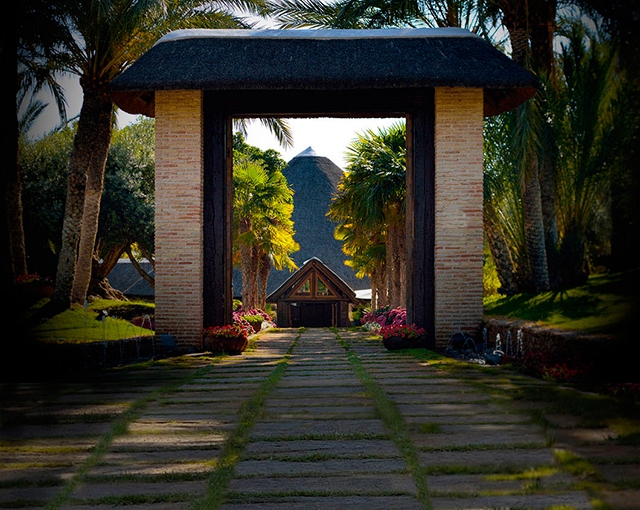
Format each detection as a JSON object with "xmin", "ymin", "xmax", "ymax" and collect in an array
[{"xmin": 110, "ymin": 28, "xmax": 538, "ymax": 117}]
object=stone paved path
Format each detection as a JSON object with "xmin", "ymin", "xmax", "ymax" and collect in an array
[{"xmin": 1, "ymin": 328, "xmax": 636, "ymax": 509}]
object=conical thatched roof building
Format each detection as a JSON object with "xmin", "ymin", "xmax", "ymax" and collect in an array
[
  {"xmin": 232, "ymin": 147, "xmax": 369, "ymax": 298},
  {"xmin": 272, "ymin": 147, "xmax": 368, "ymax": 292}
]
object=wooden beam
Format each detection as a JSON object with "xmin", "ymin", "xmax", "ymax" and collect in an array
[
  {"xmin": 203, "ymin": 95, "xmax": 233, "ymax": 327},
  {"xmin": 406, "ymin": 91, "xmax": 435, "ymax": 346}
]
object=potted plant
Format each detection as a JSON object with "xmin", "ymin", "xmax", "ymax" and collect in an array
[
  {"xmin": 380, "ymin": 323, "xmax": 427, "ymax": 351},
  {"xmin": 202, "ymin": 324, "xmax": 249, "ymax": 355}
]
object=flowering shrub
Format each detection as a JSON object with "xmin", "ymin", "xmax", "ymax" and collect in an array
[
  {"xmin": 380, "ymin": 323, "xmax": 426, "ymax": 340},
  {"xmin": 362, "ymin": 306, "xmax": 407, "ymax": 327},
  {"xmin": 233, "ymin": 307, "xmax": 276, "ymax": 333},
  {"xmin": 15, "ymin": 273, "xmax": 52, "ymax": 285},
  {"xmin": 502, "ymin": 351, "xmax": 593, "ymax": 383},
  {"xmin": 203, "ymin": 323, "xmax": 248, "ymax": 339}
]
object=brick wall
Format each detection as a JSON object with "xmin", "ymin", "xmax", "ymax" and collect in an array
[
  {"xmin": 154, "ymin": 90, "xmax": 204, "ymax": 349},
  {"xmin": 434, "ymin": 87, "xmax": 484, "ymax": 347}
]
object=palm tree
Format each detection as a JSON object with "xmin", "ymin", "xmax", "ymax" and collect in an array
[
  {"xmin": 48, "ymin": 0, "xmax": 284, "ymax": 310},
  {"xmin": 329, "ymin": 122, "xmax": 407, "ymax": 307},
  {"xmin": 4, "ymin": 0, "xmax": 68, "ymax": 293},
  {"xmin": 550, "ymin": 20, "xmax": 617, "ymax": 286},
  {"xmin": 233, "ymin": 157, "xmax": 298, "ymax": 309}
]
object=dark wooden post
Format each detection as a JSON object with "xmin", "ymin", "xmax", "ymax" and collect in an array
[
  {"xmin": 406, "ymin": 90, "xmax": 436, "ymax": 346},
  {"xmin": 203, "ymin": 94, "xmax": 233, "ymax": 327}
]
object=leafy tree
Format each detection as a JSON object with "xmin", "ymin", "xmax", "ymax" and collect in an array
[
  {"xmin": 329, "ymin": 122, "xmax": 407, "ymax": 308},
  {"xmin": 20, "ymin": 127, "xmax": 74, "ymax": 279},
  {"xmin": 92, "ymin": 117, "xmax": 156, "ymax": 298},
  {"xmin": 550, "ymin": 19, "xmax": 617, "ymax": 286},
  {"xmin": 232, "ymin": 147, "xmax": 298, "ymax": 310},
  {"xmin": 19, "ymin": 118, "xmax": 156, "ymax": 298},
  {"xmin": 3, "ymin": 0, "xmax": 68, "ymax": 300},
  {"xmin": 42, "ymin": 0, "xmax": 276, "ymax": 311}
]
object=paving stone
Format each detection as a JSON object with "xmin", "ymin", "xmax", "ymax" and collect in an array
[
  {"xmin": 110, "ymin": 432, "xmax": 227, "ymax": 448},
  {"xmin": 250, "ymin": 419, "xmax": 386, "ymax": 438},
  {"xmin": 264, "ymin": 405, "xmax": 377, "ymax": 419},
  {"xmin": 235, "ymin": 458, "xmax": 408, "ymax": 476},
  {"xmin": 0, "ymin": 422, "xmax": 113, "ymax": 439},
  {"xmin": 70, "ymin": 480, "xmax": 206, "ymax": 500},
  {"xmin": 394, "ymin": 403, "xmax": 507, "ymax": 416},
  {"xmin": 265, "ymin": 396, "xmax": 370, "ymax": 407},
  {"xmin": 0, "ymin": 485, "xmax": 61, "ymax": 504},
  {"xmin": 243, "ymin": 439, "xmax": 402, "ymax": 458},
  {"xmin": 276, "ymin": 377, "xmax": 361, "ymax": 387},
  {"xmin": 389, "ymin": 393, "xmax": 491, "ymax": 404},
  {"xmin": 103, "ymin": 449, "xmax": 220, "ymax": 463},
  {"xmin": 429, "ymin": 492, "xmax": 593, "ymax": 509},
  {"xmin": 418, "ymin": 448, "xmax": 554, "ymax": 469},
  {"xmin": 89, "ymin": 462, "xmax": 215, "ymax": 477},
  {"xmin": 62, "ymin": 504, "xmax": 191, "ymax": 510},
  {"xmin": 219, "ymin": 495, "xmax": 423, "ymax": 509},
  {"xmin": 410, "ymin": 423, "xmax": 545, "ymax": 448},
  {"xmin": 226, "ymin": 473, "xmax": 417, "ymax": 496},
  {"xmin": 404, "ymin": 412, "xmax": 526, "ymax": 425},
  {"xmin": 128, "ymin": 418, "xmax": 235, "ymax": 433}
]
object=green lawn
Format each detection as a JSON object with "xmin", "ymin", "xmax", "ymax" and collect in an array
[
  {"xmin": 483, "ymin": 267, "xmax": 639, "ymax": 335},
  {"xmin": 28, "ymin": 299, "xmax": 154, "ymax": 343}
]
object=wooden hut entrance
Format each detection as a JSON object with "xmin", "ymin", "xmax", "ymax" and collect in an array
[
  {"xmin": 267, "ymin": 257, "xmax": 359, "ymax": 328},
  {"xmin": 110, "ymin": 28, "xmax": 536, "ymax": 349}
]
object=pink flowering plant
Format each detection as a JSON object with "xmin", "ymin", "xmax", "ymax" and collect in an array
[
  {"xmin": 380, "ymin": 323, "xmax": 426, "ymax": 340},
  {"xmin": 362, "ymin": 306, "xmax": 408, "ymax": 332}
]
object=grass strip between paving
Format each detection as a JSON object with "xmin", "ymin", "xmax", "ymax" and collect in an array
[
  {"xmin": 189, "ymin": 331, "xmax": 301, "ymax": 510},
  {"xmin": 44, "ymin": 361, "xmax": 218, "ymax": 510},
  {"xmin": 333, "ymin": 329, "xmax": 433, "ymax": 510}
]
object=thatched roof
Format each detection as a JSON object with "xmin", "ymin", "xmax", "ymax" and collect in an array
[
  {"xmin": 233, "ymin": 148, "xmax": 369, "ymax": 298},
  {"xmin": 110, "ymin": 28, "xmax": 538, "ymax": 117}
]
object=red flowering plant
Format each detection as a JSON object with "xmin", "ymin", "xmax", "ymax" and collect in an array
[
  {"xmin": 380, "ymin": 323, "xmax": 426, "ymax": 340},
  {"xmin": 202, "ymin": 323, "xmax": 249, "ymax": 340}
]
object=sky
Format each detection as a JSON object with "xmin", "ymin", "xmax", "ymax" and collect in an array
[{"xmin": 28, "ymin": 75, "xmax": 402, "ymax": 170}]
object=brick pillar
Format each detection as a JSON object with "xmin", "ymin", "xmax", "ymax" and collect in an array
[
  {"xmin": 154, "ymin": 90, "xmax": 204, "ymax": 350},
  {"xmin": 434, "ymin": 87, "xmax": 484, "ymax": 347}
]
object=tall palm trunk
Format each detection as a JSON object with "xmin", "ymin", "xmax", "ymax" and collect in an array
[
  {"xmin": 500, "ymin": 0, "xmax": 553, "ymax": 293},
  {"xmin": 71, "ymin": 85, "xmax": 114, "ymax": 304},
  {"xmin": 522, "ymin": 162, "xmax": 550, "ymax": 292},
  {"xmin": 1, "ymin": 22, "xmax": 19, "ymax": 297},
  {"xmin": 483, "ymin": 213, "xmax": 518, "ymax": 294},
  {"xmin": 258, "ymin": 250, "xmax": 270, "ymax": 310}
]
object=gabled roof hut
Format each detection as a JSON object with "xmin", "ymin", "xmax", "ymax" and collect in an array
[{"xmin": 267, "ymin": 257, "xmax": 359, "ymax": 328}]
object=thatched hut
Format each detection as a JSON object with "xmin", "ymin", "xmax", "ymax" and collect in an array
[{"xmin": 268, "ymin": 147, "xmax": 368, "ymax": 293}]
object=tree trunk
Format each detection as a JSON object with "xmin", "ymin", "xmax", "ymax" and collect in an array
[
  {"xmin": 1, "ymin": 20, "xmax": 21, "ymax": 297},
  {"xmin": 7, "ymin": 165, "xmax": 28, "ymax": 278},
  {"xmin": 258, "ymin": 250, "xmax": 270, "ymax": 310},
  {"xmin": 386, "ymin": 226, "xmax": 399, "ymax": 307},
  {"xmin": 87, "ymin": 243, "xmax": 128, "ymax": 299},
  {"xmin": 484, "ymin": 213, "xmax": 518, "ymax": 294},
  {"xmin": 125, "ymin": 246, "xmax": 155, "ymax": 290},
  {"xmin": 70, "ymin": 84, "xmax": 114, "ymax": 304},
  {"xmin": 522, "ymin": 163, "xmax": 551, "ymax": 292},
  {"xmin": 531, "ymin": 0, "xmax": 560, "ymax": 289}
]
